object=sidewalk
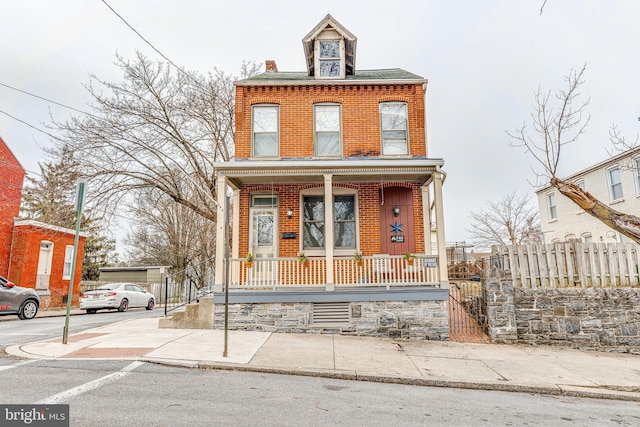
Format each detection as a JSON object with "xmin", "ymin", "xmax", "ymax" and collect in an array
[{"xmin": 6, "ymin": 316, "xmax": 640, "ymax": 402}]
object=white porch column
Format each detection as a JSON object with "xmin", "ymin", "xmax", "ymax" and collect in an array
[
  {"xmin": 432, "ymin": 170, "xmax": 449, "ymax": 288},
  {"xmin": 422, "ymin": 184, "xmax": 432, "ymax": 255},
  {"xmin": 214, "ymin": 176, "xmax": 228, "ymax": 293},
  {"xmin": 323, "ymin": 174, "xmax": 334, "ymax": 291},
  {"xmin": 232, "ymin": 188, "xmax": 240, "ymax": 259}
]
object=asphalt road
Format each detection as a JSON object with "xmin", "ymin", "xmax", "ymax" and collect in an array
[{"xmin": 0, "ymin": 359, "xmax": 639, "ymax": 426}]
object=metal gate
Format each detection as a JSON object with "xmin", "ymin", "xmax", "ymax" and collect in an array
[{"xmin": 448, "ymin": 281, "xmax": 490, "ymax": 343}]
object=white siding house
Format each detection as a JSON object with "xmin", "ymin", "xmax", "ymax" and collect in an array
[{"xmin": 536, "ymin": 147, "xmax": 640, "ymax": 244}]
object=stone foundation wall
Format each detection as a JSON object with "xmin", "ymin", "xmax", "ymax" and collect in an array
[
  {"xmin": 213, "ymin": 300, "xmax": 449, "ymax": 340},
  {"xmin": 485, "ymin": 277, "xmax": 640, "ymax": 353}
]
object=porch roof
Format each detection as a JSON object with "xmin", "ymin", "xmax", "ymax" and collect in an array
[{"xmin": 213, "ymin": 158, "xmax": 445, "ymax": 187}]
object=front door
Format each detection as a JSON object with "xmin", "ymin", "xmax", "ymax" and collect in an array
[
  {"xmin": 379, "ymin": 187, "xmax": 415, "ymax": 255},
  {"xmin": 36, "ymin": 241, "xmax": 53, "ymax": 290},
  {"xmin": 249, "ymin": 208, "xmax": 277, "ymax": 282}
]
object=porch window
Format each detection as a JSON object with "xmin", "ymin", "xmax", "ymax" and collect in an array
[
  {"xmin": 303, "ymin": 196, "xmax": 325, "ymax": 248},
  {"xmin": 380, "ymin": 102, "xmax": 408, "ymax": 155},
  {"xmin": 314, "ymin": 104, "xmax": 342, "ymax": 157},
  {"xmin": 62, "ymin": 245, "xmax": 74, "ymax": 280},
  {"xmin": 607, "ymin": 166, "xmax": 623, "ymax": 201},
  {"xmin": 252, "ymin": 105, "xmax": 279, "ymax": 157},
  {"xmin": 302, "ymin": 194, "xmax": 356, "ymax": 249},
  {"xmin": 333, "ymin": 195, "xmax": 355, "ymax": 247}
]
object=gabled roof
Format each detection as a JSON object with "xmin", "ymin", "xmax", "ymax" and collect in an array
[
  {"xmin": 302, "ymin": 14, "xmax": 357, "ymax": 77},
  {"xmin": 0, "ymin": 134, "xmax": 25, "ymax": 172}
]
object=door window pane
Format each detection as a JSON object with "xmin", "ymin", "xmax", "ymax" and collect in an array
[{"xmin": 256, "ymin": 214, "xmax": 274, "ymax": 246}]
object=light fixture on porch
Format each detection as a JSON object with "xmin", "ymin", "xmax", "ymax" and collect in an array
[
  {"xmin": 393, "ymin": 205, "xmax": 400, "ymax": 217},
  {"xmin": 287, "ymin": 207, "xmax": 293, "ymax": 219}
]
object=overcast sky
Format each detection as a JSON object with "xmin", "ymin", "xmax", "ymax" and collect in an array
[{"xmin": 1, "ymin": 0, "xmax": 639, "ymax": 252}]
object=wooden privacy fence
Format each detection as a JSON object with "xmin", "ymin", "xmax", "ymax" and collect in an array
[{"xmin": 493, "ymin": 243, "xmax": 640, "ymax": 288}]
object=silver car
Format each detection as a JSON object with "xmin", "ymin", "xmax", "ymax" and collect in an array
[
  {"xmin": 80, "ymin": 283, "xmax": 155, "ymax": 314},
  {"xmin": 0, "ymin": 276, "xmax": 40, "ymax": 320}
]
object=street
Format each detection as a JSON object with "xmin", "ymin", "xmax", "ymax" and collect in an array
[
  {"xmin": 0, "ymin": 358, "xmax": 639, "ymax": 426},
  {"xmin": 2, "ymin": 311, "xmax": 640, "ymax": 426}
]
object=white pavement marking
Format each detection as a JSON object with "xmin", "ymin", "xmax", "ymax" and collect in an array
[
  {"xmin": 36, "ymin": 361, "xmax": 145, "ymax": 404},
  {"xmin": 0, "ymin": 360, "xmax": 37, "ymax": 371}
]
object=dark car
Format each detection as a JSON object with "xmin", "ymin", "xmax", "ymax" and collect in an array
[{"xmin": 0, "ymin": 276, "xmax": 40, "ymax": 320}]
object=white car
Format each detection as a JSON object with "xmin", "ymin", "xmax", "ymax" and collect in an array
[{"xmin": 80, "ymin": 283, "xmax": 155, "ymax": 314}]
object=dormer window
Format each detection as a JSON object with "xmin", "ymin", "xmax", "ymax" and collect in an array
[
  {"xmin": 319, "ymin": 41, "xmax": 341, "ymax": 77},
  {"xmin": 303, "ymin": 14, "xmax": 357, "ymax": 79}
]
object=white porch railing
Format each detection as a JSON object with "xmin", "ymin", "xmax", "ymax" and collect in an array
[{"xmin": 228, "ymin": 255, "xmax": 441, "ymax": 289}]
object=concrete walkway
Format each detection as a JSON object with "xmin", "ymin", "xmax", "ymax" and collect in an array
[{"xmin": 5, "ymin": 315, "xmax": 640, "ymax": 402}]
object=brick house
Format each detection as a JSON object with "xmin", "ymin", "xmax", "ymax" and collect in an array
[
  {"xmin": 211, "ymin": 15, "xmax": 449, "ymax": 339},
  {"xmin": 0, "ymin": 136, "xmax": 85, "ymax": 308}
]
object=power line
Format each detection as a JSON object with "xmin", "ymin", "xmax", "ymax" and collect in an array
[
  {"xmin": 0, "ymin": 82, "xmax": 92, "ymax": 116},
  {"xmin": 99, "ymin": 0, "xmax": 205, "ymax": 89},
  {"xmin": 0, "ymin": 109, "xmax": 58, "ymax": 140}
]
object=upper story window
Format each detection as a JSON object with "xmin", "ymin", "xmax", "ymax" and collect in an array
[
  {"xmin": 318, "ymin": 41, "xmax": 341, "ymax": 77},
  {"xmin": 547, "ymin": 192, "xmax": 557, "ymax": 221},
  {"xmin": 607, "ymin": 166, "xmax": 623, "ymax": 202},
  {"xmin": 252, "ymin": 105, "xmax": 279, "ymax": 158},
  {"xmin": 380, "ymin": 102, "xmax": 409, "ymax": 155},
  {"xmin": 634, "ymin": 158, "xmax": 640, "ymax": 195},
  {"xmin": 314, "ymin": 104, "xmax": 342, "ymax": 157}
]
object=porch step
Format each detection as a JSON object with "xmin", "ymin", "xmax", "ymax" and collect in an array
[{"xmin": 312, "ymin": 302, "xmax": 350, "ymax": 326}]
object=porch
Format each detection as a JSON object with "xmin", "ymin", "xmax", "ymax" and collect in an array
[{"xmin": 225, "ymin": 254, "xmax": 443, "ymax": 289}]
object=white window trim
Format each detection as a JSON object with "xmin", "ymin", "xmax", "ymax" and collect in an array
[
  {"xmin": 380, "ymin": 102, "xmax": 409, "ymax": 157},
  {"xmin": 633, "ymin": 157, "xmax": 640, "ymax": 196},
  {"xmin": 62, "ymin": 245, "xmax": 74, "ymax": 280},
  {"xmin": 313, "ymin": 103, "xmax": 342, "ymax": 158},
  {"xmin": 547, "ymin": 192, "xmax": 557, "ymax": 221},
  {"xmin": 300, "ymin": 187, "xmax": 359, "ymax": 255},
  {"xmin": 581, "ymin": 233, "xmax": 593, "ymax": 243},
  {"xmin": 251, "ymin": 104, "xmax": 280, "ymax": 159},
  {"xmin": 606, "ymin": 165, "xmax": 624, "ymax": 203}
]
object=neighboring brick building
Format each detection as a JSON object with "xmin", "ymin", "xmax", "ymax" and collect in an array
[
  {"xmin": 211, "ymin": 15, "xmax": 449, "ymax": 339},
  {"xmin": 0, "ymin": 136, "xmax": 85, "ymax": 308}
]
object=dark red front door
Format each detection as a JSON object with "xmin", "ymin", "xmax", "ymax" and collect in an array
[{"xmin": 379, "ymin": 187, "xmax": 415, "ymax": 255}]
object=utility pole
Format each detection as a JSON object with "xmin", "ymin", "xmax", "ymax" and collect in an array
[{"xmin": 63, "ymin": 179, "xmax": 86, "ymax": 344}]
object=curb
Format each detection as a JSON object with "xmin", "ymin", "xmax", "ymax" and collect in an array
[{"xmin": 144, "ymin": 359, "xmax": 640, "ymax": 403}]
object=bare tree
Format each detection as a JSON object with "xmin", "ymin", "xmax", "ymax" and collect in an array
[
  {"xmin": 125, "ymin": 188, "xmax": 215, "ymax": 290},
  {"xmin": 50, "ymin": 52, "xmax": 260, "ymax": 225},
  {"xmin": 467, "ymin": 192, "xmax": 541, "ymax": 250},
  {"xmin": 508, "ymin": 64, "xmax": 640, "ymax": 244}
]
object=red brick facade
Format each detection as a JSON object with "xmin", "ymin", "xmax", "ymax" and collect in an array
[
  {"xmin": 0, "ymin": 137, "xmax": 25, "ymax": 277},
  {"xmin": 0, "ymin": 137, "xmax": 85, "ymax": 308}
]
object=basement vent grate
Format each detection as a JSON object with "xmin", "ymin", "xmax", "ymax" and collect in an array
[{"xmin": 312, "ymin": 302, "xmax": 350, "ymax": 326}]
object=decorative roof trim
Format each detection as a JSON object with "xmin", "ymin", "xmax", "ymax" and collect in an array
[{"xmin": 236, "ymin": 78, "xmax": 428, "ymax": 87}]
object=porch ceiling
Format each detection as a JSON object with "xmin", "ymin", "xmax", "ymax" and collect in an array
[{"xmin": 214, "ymin": 158, "xmax": 445, "ymax": 187}]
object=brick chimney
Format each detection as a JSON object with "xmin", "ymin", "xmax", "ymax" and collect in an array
[{"xmin": 265, "ymin": 60, "xmax": 278, "ymax": 72}]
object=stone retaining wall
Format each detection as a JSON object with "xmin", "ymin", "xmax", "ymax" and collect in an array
[
  {"xmin": 485, "ymin": 277, "xmax": 640, "ymax": 353},
  {"xmin": 213, "ymin": 300, "xmax": 449, "ymax": 340}
]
